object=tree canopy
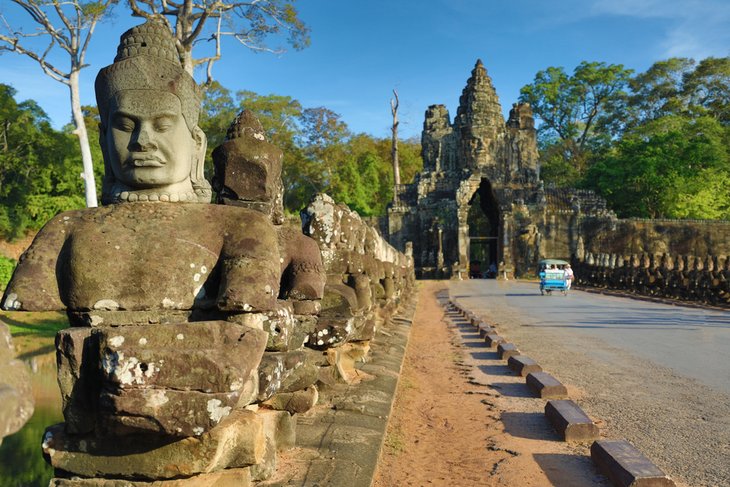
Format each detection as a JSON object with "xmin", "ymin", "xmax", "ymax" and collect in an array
[
  {"xmin": 0, "ymin": 84, "xmax": 96, "ymax": 239},
  {"xmin": 127, "ymin": 0, "xmax": 310, "ymax": 83},
  {"xmin": 521, "ymin": 56, "xmax": 730, "ymax": 220},
  {"xmin": 199, "ymin": 83, "xmax": 423, "ymax": 216},
  {"xmin": 519, "ymin": 61, "xmax": 633, "ymax": 183}
]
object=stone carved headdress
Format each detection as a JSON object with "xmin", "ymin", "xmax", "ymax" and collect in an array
[{"xmin": 95, "ymin": 21, "xmax": 211, "ymax": 204}]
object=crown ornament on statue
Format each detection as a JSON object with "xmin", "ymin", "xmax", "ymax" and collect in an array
[
  {"xmin": 95, "ymin": 20, "xmax": 201, "ymax": 131},
  {"xmin": 114, "ymin": 21, "xmax": 179, "ymax": 64},
  {"xmin": 225, "ymin": 110, "xmax": 267, "ymax": 141}
]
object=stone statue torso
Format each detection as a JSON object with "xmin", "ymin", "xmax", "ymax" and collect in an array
[{"xmin": 4, "ymin": 203, "xmax": 280, "ymax": 313}]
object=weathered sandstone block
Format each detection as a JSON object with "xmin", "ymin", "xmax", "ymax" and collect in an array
[
  {"xmin": 43, "ymin": 409, "xmax": 265, "ymax": 479},
  {"xmin": 50, "ymin": 468, "xmax": 252, "ymax": 487},
  {"xmin": 257, "ymin": 350, "xmax": 319, "ymax": 402},
  {"xmin": 57, "ymin": 322, "xmax": 267, "ymax": 437}
]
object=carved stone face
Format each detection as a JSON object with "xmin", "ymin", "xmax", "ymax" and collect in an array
[{"xmin": 104, "ymin": 90, "xmax": 199, "ymax": 196}]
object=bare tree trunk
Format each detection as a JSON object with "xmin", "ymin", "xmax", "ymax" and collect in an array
[
  {"xmin": 390, "ymin": 89, "xmax": 401, "ymax": 202},
  {"xmin": 69, "ymin": 70, "xmax": 98, "ymax": 207}
]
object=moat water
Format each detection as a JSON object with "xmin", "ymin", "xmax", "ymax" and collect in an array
[{"xmin": 0, "ymin": 354, "xmax": 61, "ymax": 487}]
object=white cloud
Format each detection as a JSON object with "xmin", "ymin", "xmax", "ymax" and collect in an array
[{"xmin": 590, "ymin": 0, "xmax": 730, "ymax": 59}]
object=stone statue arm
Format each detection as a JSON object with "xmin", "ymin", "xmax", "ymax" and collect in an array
[
  {"xmin": 216, "ymin": 211, "xmax": 282, "ymax": 313},
  {"xmin": 2, "ymin": 212, "xmax": 76, "ymax": 311},
  {"xmin": 276, "ymin": 224, "xmax": 325, "ymax": 301}
]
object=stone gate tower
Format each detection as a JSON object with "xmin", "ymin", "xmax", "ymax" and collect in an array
[
  {"xmin": 388, "ymin": 60, "xmax": 545, "ymax": 278},
  {"xmin": 387, "ymin": 59, "xmax": 730, "ymax": 279}
]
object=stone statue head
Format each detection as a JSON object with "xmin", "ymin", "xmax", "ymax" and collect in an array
[{"xmin": 95, "ymin": 21, "xmax": 211, "ymax": 204}]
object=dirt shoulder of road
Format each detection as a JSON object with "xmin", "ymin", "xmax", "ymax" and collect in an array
[{"xmin": 373, "ymin": 281, "xmax": 608, "ymax": 487}]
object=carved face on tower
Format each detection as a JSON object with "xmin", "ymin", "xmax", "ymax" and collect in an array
[{"xmin": 95, "ymin": 21, "xmax": 210, "ymax": 203}]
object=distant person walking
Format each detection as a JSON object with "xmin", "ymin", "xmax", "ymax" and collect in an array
[{"xmin": 565, "ymin": 264, "xmax": 574, "ymax": 289}]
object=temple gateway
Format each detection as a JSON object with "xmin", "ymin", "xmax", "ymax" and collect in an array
[{"xmin": 386, "ymin": 60, "xmax": 730, "ymax": 279}]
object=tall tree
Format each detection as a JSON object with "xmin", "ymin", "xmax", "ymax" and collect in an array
[
  {"xmin": 390, "ymin": 89, "xmax": 400, "ymax": 190},
  {"xmin": 297, "ymin": 106, "xmax": 349, "ymax": 191},
  {"xmin": 0, "ymin": 84, "xmax": 87, "ymax": 238},
  {"xmin": 519, "ymin": 61, "xmax": 633, "ymax": 183},
  {"xmin": 0, "ymin": 0, "xmax": 115, "ymax": 207},
  {"xmin": 625, "ymin": 57, "xmax": 695, "ymax": 127},
  {"xmin": 682, "ymin": 56, "xmax": 730, "ymax": 124},
  {"xmin": 126, "ymin": 0, "xmax": 309, "ymax": 84}
]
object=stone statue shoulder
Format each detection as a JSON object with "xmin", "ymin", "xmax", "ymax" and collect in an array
[{"xmin": 2, "ymin": 208, "xmax": 84, "ymax": 311}]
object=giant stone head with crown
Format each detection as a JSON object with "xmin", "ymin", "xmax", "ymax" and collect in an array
[{"xmin": 95, "ymin": 21, "xmax": 211, "ymax": 204}]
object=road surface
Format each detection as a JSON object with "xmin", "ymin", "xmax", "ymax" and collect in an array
[{"xmin": 450, "ymin": 279, "xmax": 730, "ymax": 487}]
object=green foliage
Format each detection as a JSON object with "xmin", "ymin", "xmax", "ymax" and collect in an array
[
  {"xmin": 523, "ymin": 56, "xmax": 730, "ymax": 219},
  {"xmin": 625, "ymin": 57, "xmax": 695, "ymax": 127},
  {"xmin": 683, "ymin": 57, "xmax": 730, "ymax": 124},
  {"xmin": 585, "ymin": 115, "xmax": 730, "ymax": 218},
  {"xmin": 200, "ymin": 86, "xmax": 423, "ymax": 216},
  {"xmin": 0, "ymin": 256, "xmax": 15, "ymax": 291},
  {"xmin": 669, "ymin": 168, "xmax": 730, "ymax": 219},
  {"xmin": 0, "ymin": 85, "xmax": 91, "ymax": 239},
  {"xmin": 519, "ymin": 61, "xmax": 633, "ymax": 183},
  {"xmin": 537, "ymin": 140, "xmax": 581, "ymax": 188}
]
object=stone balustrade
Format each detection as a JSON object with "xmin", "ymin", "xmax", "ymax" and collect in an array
[
  {"xmin": 573, "ymin": 252, "xmax": 730, "ymax": 307},
  {"xmin": 302, "ymin": 193, "xmax": 415, "ymax": 384},
  {"xmin": 0, "ymin": 21, "xmax": 417, "ymax": 485}
]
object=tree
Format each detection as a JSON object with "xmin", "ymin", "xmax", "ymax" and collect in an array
[
  {"xmin": 0, "ymin": 0, "xmax": 116, "ymax": 208},
  {"xmin": 625, "ymin": 57, "xmax": 695, "ymax": 127},
  {"xmin": 390, "ymin": 89, "xmax": 400, "ymax": 190},
  {"xmin": 0, "ymin": 84, "xmax": 87, "ymax": 238},
  {"xmin": 126, "ymin": 0, "xmax": 309, "ymax": 84},
  {"xmin": 519, "ymin": 61, "xmax": 633, "ymax": 184},
  {"xmin": 585, "ymin": 115, "xmax": 730, "ymax": 219},
  {"xmin": 295, "ymin": 106, "xmax": 349, "ymax": 204},
  {"xmin": 682, "ymin": 57, "xmax": 730, "ymax": 124}
]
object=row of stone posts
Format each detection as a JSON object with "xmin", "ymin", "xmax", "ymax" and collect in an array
[{"xmin": 573, "ymin": 253, "xmax": 730, "ymax": 307}]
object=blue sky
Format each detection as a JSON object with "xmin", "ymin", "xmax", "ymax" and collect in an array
[{"xmin": 1, "ymin": 0, "xmax": 729, "ymax": 140}]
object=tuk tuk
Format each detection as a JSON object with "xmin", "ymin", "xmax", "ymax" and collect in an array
[{"xmin": 539, "ymin": 259, "xmax": 570, "ymax": 295}]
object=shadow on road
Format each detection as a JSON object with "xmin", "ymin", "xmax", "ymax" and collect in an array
[
  {"xmin": 488, "ymin": 382, "xmax": 534, "ymax": 398},
  {"xmin": 470, "ymin": 351, "xmax": 499, "ymax": 361},
  {"xmin": 478, "ymin": 364, "xmax": 512, "ymax": 376},
  {"xmin": 501, "ymin": 411, "xmax": 559, "ymax": 441},
  {"xmin": 533, "ymin": 453, "xmax": 608, "ymax": 487}
]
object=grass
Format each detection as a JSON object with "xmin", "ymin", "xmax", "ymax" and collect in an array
[
  {"xmin": 399, "ymin": 376, "xmax": 417, "ymax": 390},
  {"xmin": 0, "ymin": 311, "xmax": 69, "ymax": 358},
  {"xmin": 383, "ymin": 426, "xmax": 407, "ymax": 454}
]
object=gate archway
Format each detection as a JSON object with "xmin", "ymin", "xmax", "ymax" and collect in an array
[{"xmin": 466, "ymin": 179, "xmax": 500, "ymax": 278}]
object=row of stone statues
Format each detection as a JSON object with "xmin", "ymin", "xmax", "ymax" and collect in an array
[
  {"xmin": 573, "ymin": 252, "xmax": 730, "ymax": 307},
  {"xmin": 1, "ymin": 20, "xmax": 414, "ymax": 485}
]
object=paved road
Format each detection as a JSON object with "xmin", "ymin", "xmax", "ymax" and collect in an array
[{"xmin": 450, "ymin": 279, "xmax": 730, "ymax": 487}]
